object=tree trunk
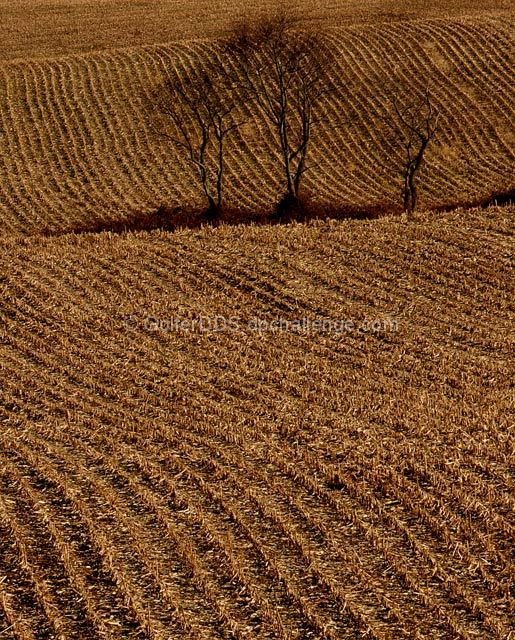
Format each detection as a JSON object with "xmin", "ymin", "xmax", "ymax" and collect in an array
[
  {"xmin": 408, "ymin": 170, "xmax": 417, "ymax": 213},
  {"xmin": 205, "ymin": 196, "xmax": 220, "ymax": 223},
  {"xmin": 216, "ymin": 138, "xmax": 224, "ymax": 210},
  {"xmin": 403, "ymin": 171, "xmax": 412, "ymax": 213},
  {"xmin": 279, "ymin": 120, "xmax": 296, "ymax": 200}
]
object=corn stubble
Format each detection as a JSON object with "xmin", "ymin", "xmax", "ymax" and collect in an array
[
  {"xmin": 0, "ymin": 206, "xmax": 513, "ymax": 639},
  {"xmin": 0, "ymin": 1, "xmax": 513, "ymax": 637}
]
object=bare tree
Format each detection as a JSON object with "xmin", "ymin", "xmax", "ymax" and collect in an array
[
  {"xmin": 150, "ymin": 61, "xmax": 242, "ymax": 219},
  {"xmin": 226, "ymin": 12, "xmax": 333, "ymax": 212},
  {"xmin": 382, "ymin": 86, "xmax": 440, "ymax": 214}
]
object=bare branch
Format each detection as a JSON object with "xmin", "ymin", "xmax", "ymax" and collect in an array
[
  {"xmin": 378, "ymin": 83, "xmax": 440, "ymax": 213},
  {"xmin": 147, "ymin": 54, "xmax": 243, "ymax": 214},
  {"xmin": 224, "ymin": 10, "xmax": 334, "ymax": 205}
]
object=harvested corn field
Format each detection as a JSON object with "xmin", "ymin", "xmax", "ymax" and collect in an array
[
  {"xmin": 0, "ymin": 14, "xmax": 513, "ymax": 236},
  {"xmin": 0, "ymin": 206, "xmax": 513, "ymax": 639},
  {"xmin": 1, "ymin": 0, "xmax": 514, "ymax": 637}
]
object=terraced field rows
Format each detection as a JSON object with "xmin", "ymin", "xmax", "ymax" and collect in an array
[
  {"xmin": 0, "ymin": 206, "xmax": 513, "ymax": 639},
  {"xmin": 0, "ymin": 16, "xmax": 513, "ymax": 236}
]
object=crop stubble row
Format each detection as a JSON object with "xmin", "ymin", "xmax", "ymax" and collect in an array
[{"xmin": 0, "ymin": 206, "xmax": 513, "ymax": 638}]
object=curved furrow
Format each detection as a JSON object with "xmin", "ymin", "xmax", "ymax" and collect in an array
[
  {"xmin": 144, "ymin": 40, "xmax": 242, "ymax": 197},
  {"xmin": 32, "ymin": 392, "xmax": 508, "ymax": 637},
  {"xmin": 14, "ymin": 63, "xmax": 68, "ymax": 203},
  {"xmin": 1, "ymin": 67, "xmax": 65, "ymax": 231},
  {"xmin": 311, "ymin": 33, "xmax": 397, "ymax": 202},
  {"xmin": 10, "ymin": 240, "xmax": 356, "ymax": 430},
  {"xmin": 300, "ymin": 249, "xmax": 510, "ymax": 347},
  {"xmin": 409, "ymin": 22, "xmax": 515, "ymax": 172},
  {"xmin": 1, "ymin": 302, "xmax": 341, "ymax": 457},
  {"xmin": 58, "ymin": 56, "xmax": 134, "ymax": 210},
  {"xmin": 81, "ymin": 54, "xmax": 152, "ymax": 212},
  {"xmin": 92, "ymin": 443, "xmax": 401, "ymax": 640},
  {"xmin": 111, "ymin": 47, "xmax": 187, "ymax": 205},
  {"xmin": 314, "ymin": 431, "xmax": 514, "ymax": 584},
  {"xmin": 174, "ymin": 229, "xmax": 506, "ymax": 350},
  {"xmin": 281, "ymin": 444, "xmax": 512, "ymax": 606},
  {"xmin": 0, "ymin": 451, "xmax": 143, "ymax": 640},
  {"xmin": 3, "ymin": 232, "xmax": 512, "ymax": 482},
  {"xmin": 30, "ymin": 61, "xmax": 95, "ymax": 210},
  {"xmin": 205, "ymin": 436, "xmax": 513, "ymax": 632},
  {"xmin": 407, "ymin": 21, "xmax": 514, "ymax": 163},
  {"xmin": 261, "ymin": 445, "xmax": 507, "ymax": 640},
  {"xmin": 1, "ymin": 19, "xmax": 514, "ymax": 234},
  {"xmin": 0, "ymin": 516, "xmax": 42, "ymax": 640},
  {"xmin": 131, "ymin": 44, "xmax": 213, "ymax": 208},
  {"xmin": 144, "ymin": 376, "xmax": 513, "ymax": 605},
  {"xmin": 76, "ymin": 51, "xmax": 157, "ymax": 210},
  {"xmin": 24, "ymin": 422, "xmax": 407, "ymax": 640},
  {"xmin": 0, "ymin": 221, "xmax": 506, "ymax": 630},
  {"xmin": 100, "ymin": 46, "xmax": 194, "ymax": 205},
  {"xmin": 149, "ymin": 41, "xmax": 244, "ymax": 192},
  {"xmin": 326, "ymin": 26, "xmax": 461, "ymax": 202},
  {"xmin": 345, "ymin": 447, "xmax": 514, "ymax": 591},
  {"xmin": 0, "ymin": 78, "xmax": 39, "ymax": 234},
  {"xmin": 1, "ymin": 291, "xmax": 312, "ymax": 445},
  {"xmin": 298, "ymin": 221, "xmax": 511, "ymax": 315},
  {"xmin": 3, "ymin": 410, "xmax": 508, "ymax": 640},
  {"xmin": 108, "ymin": 430, "xmax": 494, "ymax": 640},
  {"xmin": 5, "ymin": 298, "xmax": 508, "ymax": 640},
  {"xmin": 30, "ymin": 60, "xmax": 99, "ymax": 223},
  {"xmin": 46, "ymin": 59, "xmax": 118, "ymax": 213},
  {"xmin": 2, "ymin": 439, "xmax": 208, "ymax": 640},
  {"xmin": 375, "ymin": 457, "xmax": 515, "ymax": 566},
  {"xmin": 187, "ymin": 42, "xmax": 285, "ymax": 209},
  {"xmin": 464, "ymin": 21, "xmax": 515, "ymax": 90},
  {"xmin": 291, "ymin": 33, "xmax": 392, "ymax": 203},
  {"xmin": 0, "ymin": 327, "xmax": 167, "ymax": 431},
  {"xmin": 323, "ymin": 31, "xmax": 416, "ymax": 199},
  {"xmin": 423, "ymin": 19, "xmax": 515, "ymax": 130},
  {"xmin": 455, "ymin": 20, "xmax": 515, "ymax": 101},
  {"xmin": 189, "ymin": 38, "xmax": 381, "ymax": 207},
  {"xmin": 200, "ymin": 235, "xmax": 494, "ymax": 324},
  {"xmin": 0, "ymin": 473, "xmax": 94, "ymax": 640},
  {"xmin": 349, "ymin": 25, "xmax": 477, "ymax": 200},
  {"xmin": 3, "ymin": 222, "xmax": 512, "ymax": 462},
  {"xmin": 7, "ymin": 431, "xmax": 322, "ymax": 640},
  {"xmin": 175, "ymin": 44, "xmax": 277, "ymax": 211},
  {"xmin": 3, "ymin": 225, "xmax": 512, "ymax": 410},
  {"xmin": 367, "ymin": 21, "xmax": 507, "ymax": 195},
  {"xmin": 90, "ymin": 302, "xmax": 512, "ymax": 576},
  {"xmin": 145, "ymin": 232, "xmax": 384, "ymax": 316}
]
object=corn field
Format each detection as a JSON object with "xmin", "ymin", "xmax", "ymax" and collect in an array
[
  {"xmin": 0, "ymin": 15, "xmax": 513, "ymax": 235},
  {"xmin": 0, "ymin": 1, "xmax": 514, "ymax": 638},
  {"xmin": 0, "ymin": 205, "xmax": 514, "ymax": 639}
]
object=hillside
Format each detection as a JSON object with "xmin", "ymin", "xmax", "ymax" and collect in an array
[
  {"xmin": 0, "ymin": 15, "xmax": 513, "ymax": 236},
  {"xmin": 0, "ymin": 205, "xmax": 513, "ymax": 639},
  {"xmin": 1, "ymin": 0, "xmax": 512, "ymax": 61}
]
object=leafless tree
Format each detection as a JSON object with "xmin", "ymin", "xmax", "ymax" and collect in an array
[
  {"xmin": 382, "ymin": 86, "xmax": 440, "ymax": 214},
  {"xmin": 150, "ymin": 61, "xmax": 242, "ymax": 219},
  {"xmin": 226, "ymin": 12, "xmax": 333, "ymax": 212}
]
